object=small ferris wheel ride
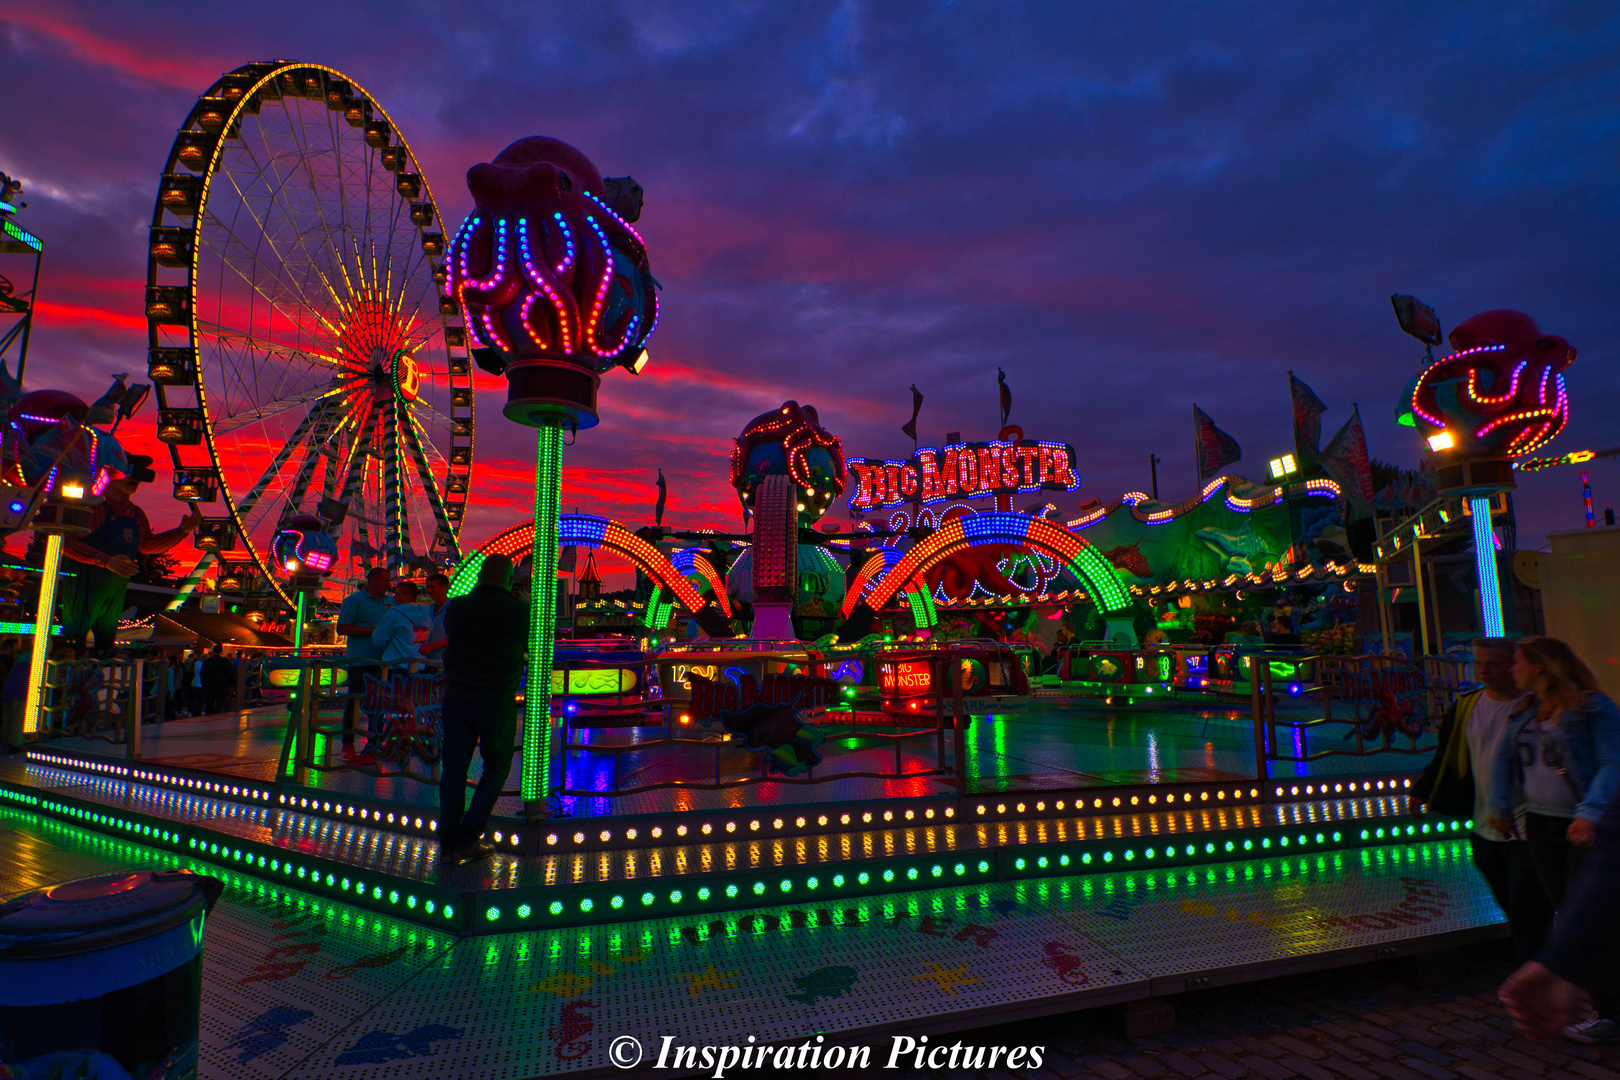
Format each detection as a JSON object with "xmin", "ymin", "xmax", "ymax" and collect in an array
[{"xmin": 145, "ymin": 61, "xmax": 474, "ymax": 609}]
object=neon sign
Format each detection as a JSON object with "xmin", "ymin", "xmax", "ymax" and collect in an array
[
  {"xmin": 879, "ymin": 660, "xmax": 933, "ymax": 694},
  {"xmin": 846, "ymin": 439, "xmax": 1080, "ymax": 512}
]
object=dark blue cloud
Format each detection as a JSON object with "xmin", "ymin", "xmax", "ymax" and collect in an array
[{"xmin": 3, "ymin": 0, "xmax": 1617, "ymax": 549}]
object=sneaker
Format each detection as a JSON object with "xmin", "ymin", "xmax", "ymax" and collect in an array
[
  {"xmin": 454, "ymin": 839, "xmax": 496, "ymax": 864},
  {"xmin": 340, "ymin": 746, "xmax": 376, "ymax": 766},
  {"xmin": 1563, "ymin": 1018, "xmax": 1620, "ymax": 1044}
]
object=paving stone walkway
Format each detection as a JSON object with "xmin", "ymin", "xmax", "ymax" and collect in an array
[{"xmin": 924, "ymin": 941, "xmax": 1620, "ymax": 1080}]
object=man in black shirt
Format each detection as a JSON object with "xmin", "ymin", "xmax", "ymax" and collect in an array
[
  {"xmin": 201, "ymin": 645, "xmax": 235, "ymax": 714},
  {"xmin": 438, "ymin": 554, "xmax": 527, "ymax": 864}
]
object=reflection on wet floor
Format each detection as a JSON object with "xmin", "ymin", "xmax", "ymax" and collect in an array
[{"xmin": 39, "ymin": 699, "xmax": 1432, "ymax": 823}]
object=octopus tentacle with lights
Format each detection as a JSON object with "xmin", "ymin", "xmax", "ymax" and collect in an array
[{"xmin": 1408, "ymin": 310, "xmax": 1575, "ymax": 458}]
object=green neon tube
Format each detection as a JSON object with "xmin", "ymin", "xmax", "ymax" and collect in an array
[
  {"xmin": 24, "ymin": 534, "xmax": 63, "ymax": 734},
  {"xmin": 1469, "ymin": 495, "xmax": 1505, "ymax": 637},
  {"xmin": 522, "ymin": 425, "xmax": 564, "ymax": 808}
]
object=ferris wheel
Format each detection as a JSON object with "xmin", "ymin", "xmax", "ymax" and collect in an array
[{"xmin": 145, "ymin": 61, "xmax": 474, "ymax": 608}]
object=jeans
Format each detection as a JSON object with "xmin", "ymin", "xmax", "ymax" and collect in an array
[
  {"xmin": 1524, "ymin": 812, "xmax": 1584, "ymax": 906},
  {"xmin": 343, "ymin": 665, "xmax": 382, "ymax": 746},
  {"xmin": 1467, "ymin": 834, "xmax": 1555, "ymax": 960},
  {"xmin": 1524, "ymin": 811, "xmax": 1616, "ymax": 1017},
  {"xmin": 438, "ymin": 696, "xmax": 516, "ymax": 854}
]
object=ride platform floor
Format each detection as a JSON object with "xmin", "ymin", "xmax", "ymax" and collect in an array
[
  {"xmin": 38, "ymin": 698, "xmax": 1434, "ymax": 822},
  {"xmin": 2, "ymin": 802, "xmax": 1503, "ymax": 1080}
]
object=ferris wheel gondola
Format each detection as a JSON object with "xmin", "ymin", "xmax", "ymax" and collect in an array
[{"xmin": 145, "ymin": 61, "xmax": 474, "ymax": 608}]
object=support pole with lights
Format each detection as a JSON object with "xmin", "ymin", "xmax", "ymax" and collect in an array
[
  {"xmin": 1402, "ymin": 306, "xmax": 1577, "ymax": 643},
  {"xmin": 446, "ymin": 137, "xmax": 661, "ymax": 820},
  {"xmin": 521, "ymin": 425, "xmax": 564, "ymax": 814},
  {"xmin": 1411, "ymin": 539, "xmax": 1431, "ymax": 656},
  {"xmin": 1469, "ymin": 496, "xmax": 1505, "ymax": 637},
  {"xmin": 22, "ymin": 533, "xmax": 63, "ymax": 734}
]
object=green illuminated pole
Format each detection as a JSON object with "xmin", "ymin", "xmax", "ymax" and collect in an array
[
  {"xmin": 294, "ymin": 591, "xmax": 306, "ymax": 652},
  {"xmin": 23, "ymin": 534, "xmax": 63, "ymax": 734},
  {"xmin": 522, "ymin": 424, "xmax": 564, "ymax": 815}
]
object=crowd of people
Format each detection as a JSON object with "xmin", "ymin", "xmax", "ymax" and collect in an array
[{"xmin": 1413, "ymin": 635, "xmax": 1620, "ymax": 1045}]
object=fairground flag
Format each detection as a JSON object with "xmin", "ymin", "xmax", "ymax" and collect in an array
[
  {"xmin": 901, "ymin": 384, "xmax": 923, "ymax": 441},
  {"xmin": 1193, "ymin": 405, "xmax": 1242, "ymax": 480},
  {"xmin": 654, "ymin": 469, "xmax": 667, "ymax": 526},
  {"xmin": 1321, "ymin": 405, "xmax": 1375, "ymax": 514},
  {"xmin": 558, "ymin": 545, "xmax": 577, "ymax": 573},
  {"xmin": 1289, "ymin": 372, "xmax": 1328, "ymax": 460},
  {"xmin": 997, "ymin": 368, "xmax": 1012, "ymax": 427}
]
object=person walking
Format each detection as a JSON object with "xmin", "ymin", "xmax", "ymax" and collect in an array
[
  {"xmin": 185, "ymin": 647, "xmax": 205, "ymax": 717},
  {"xmin": 2, "ymin": 641, "xmax": 29, "ymax": 753},
  {"xmin": 437, "ymin": 554, "xmax": 526, "ymax": 865},
  {"xmin": 1413, "ymin": 638, "xmax": 1552, "ymax": 958},
  {"xmin": 1489, "ymin": 636, "xmax": 1620, "ymax": 1043},
  {"xmin": 200, "ymin": 645, "xmax": 235, "ymax": 714},
  {"xmin": 1499, "ymin": 779, "xmax": 1620, "ymax": 1043},
  {"xmin": 335, "ymin": 566, "xmax": 391, "ymax": 764}
]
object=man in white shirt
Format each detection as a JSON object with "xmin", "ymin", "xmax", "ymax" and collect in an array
[
  {"xmin": 372, "ymin": 580, "xmax": 434, "ymax": 672},
  {"xmin": 1414, "ymin": 638, "xmax": 1553, "ymax": 958}
]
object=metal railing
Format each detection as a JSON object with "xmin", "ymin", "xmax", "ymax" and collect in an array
[{"xmin": 1256, "ymin": 652, "xmax": 1466, "ymax": 773}]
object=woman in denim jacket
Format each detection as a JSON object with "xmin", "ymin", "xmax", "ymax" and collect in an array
[{"xmin": 1488, "ymin": 636, "xmax": 1620, "ymax": 1043}]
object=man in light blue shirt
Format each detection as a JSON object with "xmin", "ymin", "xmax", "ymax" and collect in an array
[
  {"xmin": 423, "ymin": 572, "xmax": 450, "ymax": 661},
  {"xmin": 335, "ymin": 566, "xmax": 391, "ymax": 763},
  {"xmin": 373, "ymin": 580, "xmax": 434, "ymax": 670}
]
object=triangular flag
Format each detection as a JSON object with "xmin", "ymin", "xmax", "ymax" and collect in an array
[
  {"xmin": 1289, "ymin": 372, "xmax": 1328, "ymax": 461},
  {"xmin": 1321, "ymin": 405, "xmax": 1375, "ymax": 514},
  {"xmin": 901, "ymin": 384, "xmax": 923, "ymax": 441},
  {"xmin": 1193, "ymin": 406, "xmax": 1242, "ymax": 480}
]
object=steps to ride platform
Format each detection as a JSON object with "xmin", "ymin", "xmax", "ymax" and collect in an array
[{"xmin": 1, "ymin": 801, "xmax": 1505, "ymax": 1080}]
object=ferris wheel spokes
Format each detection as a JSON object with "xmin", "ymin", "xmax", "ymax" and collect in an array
[{"xmin": 149, "ymin": 62, "xmax": 475, "ymax": 609}]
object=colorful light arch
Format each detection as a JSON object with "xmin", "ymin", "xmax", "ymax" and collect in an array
[
  {"xmin": 840, "ymin": 511, "xmax": 1131, "ymax": 619},
  {"xmin": 451, "ymin": 515, "xmax": 731, "ymax": 618},
  {"xmin": 670, "ymin": 546, "xmax": 729, "ymax": 606}
]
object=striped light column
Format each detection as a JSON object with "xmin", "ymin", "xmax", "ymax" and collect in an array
[{"xmin": 522, "ymin": 425, "xmax": 564, "ymax": 812}]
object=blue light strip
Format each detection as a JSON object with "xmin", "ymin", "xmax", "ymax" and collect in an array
[
  {"xmin": 558, "ymin": 514, "xmax": 609, "ymax": 548},
  {"xmin": 1469, "ymin": 496, "xmax": 1504, "ymax": 637}
]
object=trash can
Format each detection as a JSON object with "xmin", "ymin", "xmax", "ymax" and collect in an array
[{"xmin": 0, "ymin": 868, "xmax": 223, "ymax": 1079}]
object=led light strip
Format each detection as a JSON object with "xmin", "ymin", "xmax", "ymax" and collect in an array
[
  {"xmin": 8, "ymin": 784, "xmax": 462, "ymax": 929},
  {"xmin": 478, "ymin": 809, "xmax": 1467, "ymax": 931},
  {"xmin": 23, "ymin": 747, "xmax": 1418, "ymax": 863},
  {"xmin": 5, "ymin": 773, "xmax": 1436, "ymax": 937}
]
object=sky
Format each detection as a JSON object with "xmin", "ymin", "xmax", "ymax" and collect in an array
[{"xmin": 3, "ymin": 0, "xmax": 1619, "ymax": 588}]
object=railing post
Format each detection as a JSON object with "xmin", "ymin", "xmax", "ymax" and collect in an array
[
  {"xmin": 127, "ymin": 659, "xmax": 143, "ymax": 760},
  {"xmin": 153, "ymin": 659, "xmax": 167, "ymax": 725},
  {"xmin": 294, "ymin": 664, "xmax": 313, "ymax": 786},
  {"xmin": 234, "ymin": 655, "xmax": 248, "ymax": 714},
  {"xmin": 949, "ymin": 654, "xmax": 968, "ymax": 790},
  {"xmin": 1251, "ymin": 662, "xmax": 1267, "ymax": 780}
]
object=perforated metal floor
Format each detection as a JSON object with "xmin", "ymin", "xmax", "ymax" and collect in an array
[{"xmin": 2, "ymin": 803, "xmax": 1502, "ymax": 1079}]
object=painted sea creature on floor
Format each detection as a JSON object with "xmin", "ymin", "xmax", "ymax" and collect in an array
[{"xmin": 786, "ymin": 965, "xmax": 859, "ymax": 1005}]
